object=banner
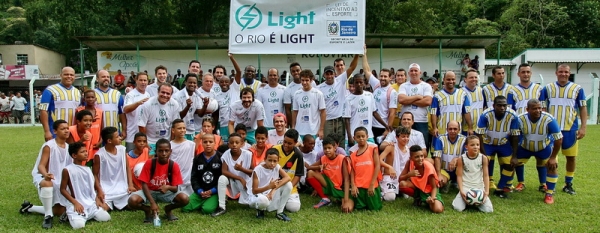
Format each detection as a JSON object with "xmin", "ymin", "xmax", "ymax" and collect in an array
[
  {"xmin": 229, "ymin": 0, "xmax": 365, "ymax": 54},
  {"xmin": 0, "ymin": 65, "xmax": 40, "ymax": 80}
]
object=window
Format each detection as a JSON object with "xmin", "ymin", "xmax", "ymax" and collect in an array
[{"xmin": 16, "ymin": 54, "xmax": 28, "ymax": 65}]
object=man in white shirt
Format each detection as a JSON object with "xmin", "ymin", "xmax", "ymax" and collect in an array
[
  {"xmin": 147, "ymin": 65, "xmax": 179, "ymax": 97},
  {"xmin": 123, "ymin": 72, "xmax": 150, "ymax": 151},
  {"xmin": 370, "ymin": 68, "xmax": 397, "ymax": 141},
  {"xmin": 211, "ymin": 64, "xmax": 228, "ymax": 94},
  {"xmin": 256, "ymin": 68, "xmax": 285, "ymax": 130},
  {"xmin": 292, "ymin": 69, "xmax": 326, "ymax": 140},
  {"xmin": 0, "ymin": 92, "xmax": 10, "ymax": 123},
  {"xmin": 171, "ymin": 73, "xmax": 205, "ymax": 140},
  {"xmin": 317, "ymin": 55, "xmax": 359, "ymax": 145},
  {"xmin": 344, "ymin": 74, "xmax": 388, "ymax": 146},
  {"xmin": 397, "ymin": 63, "xmax": 433, "ymax": 149},
  {"xmin": 215, "ymin": 70, "xmax": 240, "ymax": 142},
  {"xmin": 138, "ymin": 83, "xmax": 181, "ymax": 155},
  {"xmin": 229, "ymin": 54, "xmax": 261, "ymax": 95},
  {"xmin": 194, "ymin": 73, "xmax": 218, "ymax": 135},
  {"xmin": 284, "ymin": 63, "xmax": 317, "ymax": 123},
  {"xmin": 11, "ymin": 91, "xmax": 27, "ymax": 124},
  {"xmin": 380, "ymin": 111, "xmax": 427, "ymax": 155},
  {"xmin": 228, "ymin": 87, "xmax": 265, "ymax": 144},
  {"xmin": 267, "ymin": 113, "xmax": 288, "ymax": 145}
]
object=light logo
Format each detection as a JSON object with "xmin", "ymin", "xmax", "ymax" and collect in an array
[{"xmin": 235, "ymin": 4, "xmax": 262, "ymax": 31}]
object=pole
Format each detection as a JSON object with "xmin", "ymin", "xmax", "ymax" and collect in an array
[
  {"xmin": 379, "ymin": 38, "xmax": 383, "ymax": 71},
  {"xmin": 258, "ymin": 54, "xmax": 261, "ymax": 80},
  {"xmin": 438, "ymin": 39, "xmax": 442, "ymax": 78},
  {"xmin": 136, "ymin": 41, "xmax": 140, "ymax": 73},
  {"xmin": 195, "ymin": 39, "xmax": 199, "ymax": 61},
  {"xmin": 79, "ymin": 42, "xmax": 84, "ymax": 87},
  {"xmin": 318, "ymin": 54, "xmax": 322, "ymax": 83}
]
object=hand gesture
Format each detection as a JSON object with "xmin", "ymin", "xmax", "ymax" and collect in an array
[
  {"xmin": 44, "ymin": 131, "xmax": 53, "ymax": 142},
  {"xmin": 317, "ymin": 130, "xmax": 324, "ymax": 141},
  {"xmin": 240, "ymin": 179, "xmax": 247, "ymax": 190},
  {"xmin": 128, "ymin": 186, "xmax": 136, "ymax": 193},
  {"xmin": 159, "ymin": 185, "xmax": 170, "ymax": 194},
  {"xmin": 269, "ymin": 179, "xmax": 277, "ymax": 189},
  {"xmin": 267, "ymin": 191, "xmax": 274, "ymax": 201},
  {"xmin": 82, "ymin": 133, "xmax": 91, "ymax": 141},
  {"xmin": 341, "ymin": 199, "xmax": 353, "ymax": 213},
  {"xmin": 234, "ymin": 163, "xmax": 243, "ymax": 171},
  {"xmin": 460, "ymin": 191, "xmax": 467, "ymax": 203},
  {"xmin": 186, "ymin": 98, "xmax": 193, "ymax": 107},
  {"xmin": 150, "ymin": 203, "xmax": 159, "ymax": 215},
  {"xmin": 44, "ymin": 173, "xmax": 54, "ymax": 181},
  {"xmin": 577, "ymin": 128, "xmax": 586, "ymax": 140},
  {"xmin": 202, "ymin": 97, "xmax": 210, "ymax": 106},
  {"xmin": 426, "ymin": 195, "xmax": 437, "ymax": 204},
  {"xmin": 388, "ymin": 168, "xmax": 397, "ymax": 179},
  {"xmin": 409, "ymin": 169, "xmax": 420, "ymax": 177}
]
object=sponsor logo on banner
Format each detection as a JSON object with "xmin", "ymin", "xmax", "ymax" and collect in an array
[
  {"xmin": 97, "ymin": 51, "xmax": 147, "ymax": 72},
  {"xmin": 0, "ymin": 65, "xmax": 40, "ymax": 80}
]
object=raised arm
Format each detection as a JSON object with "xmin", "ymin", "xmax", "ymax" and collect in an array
[{"xmin": 229, "ymin": 53, "xmax": 242, "ymax": 85}]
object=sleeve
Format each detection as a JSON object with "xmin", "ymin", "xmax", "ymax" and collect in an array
[
  {"xmin": 539, "ymin": 87, "xmax": 547, "ymax": 102},
  {"xmin": 462, "ymin": 94, "xmax": 471, "ymax": 114},
  {"xmin": 137, "ymin": 103, "xmax": 149, "ymax": 127},
  {"xmin": 422, "ymin": 83, "xmax": 433, "ymax": 97},
  {"xmin": 170, "ymin": 163, "xmax": 184, "ymax": 186},
  {"xmin": 334, "ymin": 72, "xmax": 347, "ymax": 84},
  {"xmin": 318, "ymin": 92, "xmax": 326, "ymax": 110},
  {"xmin": 368, "ymin": 75, "xmax": 380, "ymax": 89},
  {"xmin": 342, "ymin": 100, "xmax": 351, "ymax": 118},
  {"xmin": 118, "ymin": 95, "xmax": 124, "ymax": 114},
  {"xmin": 137, "ymin": 160, "xmax": 152, "ymax": 184},
  {"xmin": 311, "ymin": 80, "xmax": 317, "ymax": 88},
  {"xmin": 39, "ymin": 89, "xmax": 54, "ymax": 112},
  {"xmin": 476, "ymin": 113, "xmax": 488, "ymax": 135},
  {"xmin": 507, "ymin": 91, "xmax": 516, "ymax": 110},
  {"xmin": 389, "ymin": 90, "xmax": 398, "ymax": 108},
  {"xmin": 576, "ymin": 88, "xmax": 586, "ymax": 108},
  {"xmin": 397, "ymin": 84, "xmax": 407, "ymax": 95},
  {"xmin": 432, "ymin": 137, "xmax": 442, "ymax": 158},
  {"xmin": 283, "ymin": 88, "xmax": 292, "ymax": 104},
  {"xmin": 124, "ymin": 93, "xmax": 135, "ymax": 106},
  {"xmin": 255, "ymin": 89, "xmax": 263, "ymax": 104},
  {"xmin": 294, "ymin": 148, "xmax": 305, "ymax": 177},
  {"xmin": 228, "ymin": 104, "xmax": 235, "ymax": 123},
  {"xmin": 416, "ymin": 132, "xmax": 426, "ymax": 148},
  {"xmin": 256, "ymin": 102, "xmax": 265, "ymax": 121},
  {"xmin": 510, "ymin": 115, "xmax": 520, "ymax": 136},
  {"xmin": 292, "ymin": 93, "xmax": 299, "ymax": 111},
  {"xmin": 190, "ymin": 157, "xmax": 201, "ymax": 193},
  {"xmin": 482, "ymin": 88, "xmax": 488, "ymax": 108},
  {"xmin": 430, "ymin": 95, "xmax": 439, "ymax": 115},
  {"xmin": 548, "ymin": 118, "xmax": 563, "ymax": 140},
  {"xmin": 383, "ymin": 130, "xmax": 395, "ymax": 143}
]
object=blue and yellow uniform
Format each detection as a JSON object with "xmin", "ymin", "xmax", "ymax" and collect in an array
[
  {"xmin": 462, "ymin": 85, "xmax": 485, "ymax": 135},
  {"xmin": 39, "ymin": 83, "xmax": 81, "ymax": 136},
  {"xmin": 94, "ymin": 87, "xmax": 124, "ymax": 130},
  {"xmin": 430, "ymin": 89, "xmax": 471, "ymax": 135},
  {"xmin": 508, "ymin": 83, "xmax": 542, "ymax": 115},
  {"xmin": 432, "ymin": 134, "xmax": 466, "ymax": 182}
]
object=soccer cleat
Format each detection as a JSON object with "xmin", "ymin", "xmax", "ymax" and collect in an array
[
  {"xmin": 562, "ymin": 183, "xmax": 576, "ymax": 195},
  {"xmin": 515, "ymin": 183, "xmax": 526, "ymax": 192},
  {"xmin": 538, "ymin": 184, "xmax": 548, "ymax": 193},
  {"xmin": 276, "ymin": 212, "xmax": 291, "ymax": 222},
  {"xmin": 256, "ymin": 210, "xmax": 265, "ymax": 219},
  {"xmin": 507, "ymin": 184, "xmax": 515, "ymax": 192},
  {"xmin": 59, "ymin": 212, "xmax": 69, "ymax": 223},
  {"xmin": 211, "ymin": 207, "xmax": 227, "ymax": 217},
  {"xmin": 19, "ymin": 200, "xmax": 33, "ymax": 214},
  {"xmin": 313, "ymin": 199, "xmax": 331, "ymax": 209},
  {"xmin": 42, "ymin": 215, "xmax": 53, "ymax": 229},
  {"xmin": 493, "ymin": 189, "xmax": 509, "ymax": 198},
  {"xmin": 544, "ymin": 193, "xmax": 554, "ymax": 204}
]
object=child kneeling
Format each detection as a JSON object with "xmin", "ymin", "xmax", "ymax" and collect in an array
[
  {"xmin": 60, "ymin": 142, "xmax": 110, "ymax": 229},
  {"xmin": 399, "ymin": 145, "xmax": 444, "ymax": 213},
  {"xmin": 248, "ymin": 148, "xmax": 292, "ymax": 221},
  {"xmin": 452, "ymin": 136, "xmax": 493, "ymax": 213}
]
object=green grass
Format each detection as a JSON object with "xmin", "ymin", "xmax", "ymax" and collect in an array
[{"xmin": 2, "ymin": 126, "xmax": 600, "ymax": 232}]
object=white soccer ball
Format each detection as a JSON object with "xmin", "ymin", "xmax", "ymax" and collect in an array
[
  {"xmin": 205, "ymin": 98, "xmax": 219, "ymax": 113},
  {"xmin": 466, "ymin": 188, "xmax": 484, "ymax": 205},
  {"xmin": 133, "ymin": 162, "xmax": 145, "ymax": 178}
]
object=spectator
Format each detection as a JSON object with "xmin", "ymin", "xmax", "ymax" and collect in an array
[
  {"xmin": 432, "ymin": 69, "xmax": 440, "ymax": 79},
  {"xmin": 461, "ymin": 54, "xmax": 471, "ymax": 73},
  {"xmin": 0, "ymin": 92, "xmax": 10, "ymax": 123},
  {"xmin": 113, "ymin": 69, "xmax": 125, "ymax": 90},
  {"xmin": 12, "ymin": 92, "xmax": 27, "ymax": 123},
  {"xmin": 470, "ymin": 55, "xmax": 479, "ymax": 70}
]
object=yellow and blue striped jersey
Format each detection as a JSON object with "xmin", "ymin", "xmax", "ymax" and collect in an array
[
  {"xmin": 94, "ymin": 88, "xmax": 124, "ymax": 129},
  {"xmin": 462, "ymin": 86, "xmax": 485, "ymax": 133},
  {"xmin": 433, "ymin": 134, "xmax": 466, "ymax": 170},
  {"xmin": 482, "ymin": 83, "xmax": 513, "ymax": 109},
  {"xmin": 516, "ymin": 112, "xmax": 563, "ymax": 152},
  {"xmin": 476, "ymin": 108, "xmax": 520, "ymax": 145},
  {"xmin": 540, "ymin": 82, "xmax": 586, "ymax": 131},
  {"xmin": 430, "ymin": 89, "xmax": 471, "ymax": 135},
  {"xmin": 509, "ymin": 83, "xmax": 542, "ymax": 115},
  {"xmin": 39, "ymin": 83, "xmax": 81, "ymax": 126}
]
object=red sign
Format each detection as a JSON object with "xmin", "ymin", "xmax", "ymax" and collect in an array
[{"xmin": 5, "ymin": 65, "xmax": 26, "ymax": 80}]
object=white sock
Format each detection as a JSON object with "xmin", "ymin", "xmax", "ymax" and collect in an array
[
  {"xmin": 28, "ymin": 206, "xmax": 45, "ymax": 214},
  {"xmin": 217, "ymin": 176, "xmax": 229, "ymax": 209},
  {"xmin": 39, "ymin": 187, "xmax": 54, "ymax": 217}
]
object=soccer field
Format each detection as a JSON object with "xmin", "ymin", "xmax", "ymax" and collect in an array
[{"xmin": 1, "ymin": 126, "xmax": 599, "ymax": 232}]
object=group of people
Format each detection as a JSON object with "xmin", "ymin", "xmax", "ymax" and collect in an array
[{"xmin": 21, "ymin": 48, "xmax": 587, "ymax": 229}]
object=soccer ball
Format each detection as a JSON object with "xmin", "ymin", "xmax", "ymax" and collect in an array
[
  {"xmin": 205, "ymin": 98, "xmax": 219, "ymax": 113},
  {"xmin": 466, "ymin": 188, "xmax": 484, "ymax": 205},
  {"xmin": 133, "ymin": 162, "xmax": 145, "ymax": 178}
]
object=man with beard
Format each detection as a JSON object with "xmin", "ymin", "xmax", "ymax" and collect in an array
[
  {"xmin": 147, "ymin": 65, "xmax": 179, "ymax": 97},
  {"xmin": 228, "ymin": 87, "xmax": 265, "ymax": 144},
  {"xmin": 95, "ymin": 70, "xmax": 126, "ymax": 138},
  {"xmin": 211, "ymin": 65, "xmax": 227, "ymax": 94},
  {"xmin": 430, "ymin": 71, "xmax": 473, "ymax": 137},
  {"xmin": 256, "ymin": 68, "xmax": 285, "ymax": 130},
  {"xmin": 40, "ymin": 67, "xmax": 81, "ymax": 141},
  {"xmin": 138, "ymin": 83, "xmax": 181, "ymax": 155},
  {"xmin": 123, "ymin": 72, "xmax": 150, "ymax": 151},
  {"xmin": 171, "ymin": 73, "xmax": 206, "ymax": 140},
  {"xmin": 284, "ymin": 62, "xmax": 317, "ymax": 124}
]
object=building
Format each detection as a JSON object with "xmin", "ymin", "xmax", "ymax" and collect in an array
[{"xmin": 0, "ymin": 44, "xmax": 65, "ymax": 74}]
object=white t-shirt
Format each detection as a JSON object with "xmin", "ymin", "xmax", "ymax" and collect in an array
[
  {"xmin": 228, "ymin": 100, "xmax": 265, "ymax": 130},
  {"xmin": 211, "ymin": 82, "xmax": 222, "ymax": 95},
  {"xmin": 194, "ymin": 88, "xmax": 217, "ymax": 133},
  {"xmin": 255, "ymin": 84, "xmax": 286, "ymax": 128},
  {"xmin": 345, "ymin": 92, "xmax": 377, "ymax": 138},
  {"xmin": 372, "ymin": 85, "xmax": 398, "ymax": 128},
  {"xmin": 171, "ymin": 89, "xmax": 202, "ymax": 135},
  {"xmin": 398, "ymin": 81, "xmax": 433, "ymax": 122},
  {"xmin": 292, "ymin": 88, "xmax": 326, "ymax": 136},
  {"xmin": 283, "ymin": 81, "xmax": 317, "ymax": 107},
  {"xmin": 146, "ymin": 82, "xmax": 179, "ymax": 97},
  {"xmin": 221, "ymin": 149, "xmax": 253, "ymax": 181},
  {"xmin": 316, "ymin": 73, "xmax": 348, "ymax": 120},
  {"xmin": 124, "ymin": 88, "xmax": 150, "ymax": 142},
  {"xmin": 383, "ymin": 129, "xmax": 426, "ymax": 149},
  {"xmin": 267, "ymin": 129, "xmax": 286, "ymax": 145},
  {"xmin": 0, "ymin": 97, "xmax": 10, "ymax": 112},
  {"xmin": 12, "ymin": 96, "xmax": 27, "ymax": 110},
  {"xmin": 137, "ymin": 96, "xmax": 181, "ymax": 144},
  {"xmin": 170, "ymin": 140, "xmax": 195, "ymax": 186},
  {"xmin": 216, "ymin": 89, "xmax": 240, "ymax": 128}
]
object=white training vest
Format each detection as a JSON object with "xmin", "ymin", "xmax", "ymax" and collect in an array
[
  {"xmin": 64, "ymin": 164, "xmax": 99, "ymax": 216},
  {"xmin": 97, "ymin": 146, "xmax": 129, "ymax": 200},
  {"xmin": 170, "ymin": 140, "xmax": 196, "ymax": 185},
  {"xmin": 247, "ymin": 164, "xmax": 281, "ymax": 195},
  {"xmin": 221, "ymin": 149, "xmax": 253, "ymax": 181},
  {"xmin": 31, "ymin": 139, "xmax": 72, "ymax": 186},
  {"xmin": 461, "ymin": 153, "xmax": 484, "ymax": 190}
]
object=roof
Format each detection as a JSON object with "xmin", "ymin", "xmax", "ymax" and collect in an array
[
  {"xmin": 485, "ymin": 59, "xmax": 514, "ymax": 66},
  {"xmin": 527, "ymin": 60, "xmax": 600, "ymax": 63},
  {"xmin": 75, "ymin": 34, "xmax": 501, "ymax": 51}
]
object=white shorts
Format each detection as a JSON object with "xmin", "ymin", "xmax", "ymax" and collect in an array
[
  {"xmin": 287, "ymin": 193, "xmax": 300, "ymax": 204},
  {"xmin": 104, "ymin": 193, "xmax": 130, "ymax": 210},
  {"xmin": 34, "ymin": 176, "xmax": 62, "ymax": 206},
  {"xmin": 380, "ymin": 175, "xmax": 399, "ymax": 195},
  {"xmin": 227, "ymin": 179, "xmax": 249, "ymax": 205}
]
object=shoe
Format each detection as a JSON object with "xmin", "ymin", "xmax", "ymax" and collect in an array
[
  {"xmin": 562, "ymin": 183, "xmax": 576, "ymax": 195},
  {"xmin": 42, "ymin": 215, "xmax": 53, "ymax": 229},
  {"xmin": 493, "ymin": 189, "xmax": 509, "ymax": 198},
  {"xmin": 276, "ymin": 212, "xmax": 291, "ymax": 222},
  {"xmin": 507, "ymin": 184, "xmax": 515, "ymax": 192},
  {"xmin": 313, "ymin": 199, "xmax": 331, "ymax": 209},
  {"xmin": 211, "ymin": 207, "xmax": 227, "ymax": 217},
  {"xmin": 544, "ymin": 193, "xmax": 554, "ymax": 204},
  {"xmin": 59, "ymin": 212, "xmax": 69, "ymax": 223},
  {"xmin": 256, "ymin": 210, "xmax": 265, "ymax": 219},
  {"xmin": 19, "ymin": 200, "xmax": 32, "ymax": 214},
  {"xmin": 515, "ymin": 183, "xmax": 526, "ymax": 192},
  {"xmin": 538, "ymin": 184, "xmax": 548, "ymax": 193}
]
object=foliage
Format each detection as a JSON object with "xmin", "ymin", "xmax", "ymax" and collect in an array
[{"xmin": 0, "ymin": 0, "xmax": 596, "ymax": 71}]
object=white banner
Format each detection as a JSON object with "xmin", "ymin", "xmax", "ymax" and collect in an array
[{"xmin": 229, "ymin": 0, "xmax": 365, "ymax": 54}]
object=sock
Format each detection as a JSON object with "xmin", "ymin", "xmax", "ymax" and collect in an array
[
  {"xmin": 399, "ymin": 187, "xmax": 414, "ymax": 197},
  {"xmin": 487, "ymin": 156, "xmax": 495, "ymax": 177},
  {"xmin": 536, "ymin": 166, "xmax": 547, "ymax": 185},
  {"xmin": 39, "ymin": 187, "xmax": 54, "ymax": 217},
  {"xmin": 565, "ymin": 171, "xmax": 574, "ymax": 184},
  {"xmin": 515, "ymin": 165, "xmax": 525, "ymax": 183},
  {"xmin": 306, "ymin": 177, "xmax": 327, "ymax": 199},
  {"xmin": 497, "ymin": 168, "xmax": 513, "ymax": 190},
  {"xmin": 28, "ymin": 206, "xmax": 45, "ymax": 214},
  {"xmin": 546, "ymin": 174, "xmax": 559, "ymax": 195}
]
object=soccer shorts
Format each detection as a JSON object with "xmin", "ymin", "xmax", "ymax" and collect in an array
[
  {"xmin": 415, "ymin": 188, "xmax": 445, "ymax": 206},
  {"xmin": 483, "ymin": 144, "xmax": 512, "ymax": 157},
  {"xmin": 323, "ymin": 175, "xmax": 345, "ymax": 199},
  {"xmin": 34, "ymin": 176, "xmax": 62, "ymax": 206},
  {"xmin": 352, "ymin": 187, "xmax": 382, "ymax": 211},
  {"xmin": 178, "ymin": 183, "xmax": 193, "ymax": 196},
  {"xmin": 225, "ymin": 178, "xmax": 249, "ymax": 205},
  {"xmin": 380, "ymin": 175, "xmax": 399, "ymax": 195},
  {"xmin": 182, "ymin": 193, "xmax": 218, "ymax": 214},
  {"xmin": 561, "ymin": 130, "xmax": 578, "ymax": 157},
  {"xmin": 517, "ymin": 146, "xmax": 552, "ymax": 161},
  {"xmin": 131, "ymin": 190, "xmax": 185, "ymax": 204},
  {"xmin": 104, "ymin": 193, "xmax": 129, "ymax": 210}
]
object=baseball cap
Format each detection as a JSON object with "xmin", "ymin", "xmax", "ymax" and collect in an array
[
  {"xmin": 426, "ymin": 77, "xmax": 437, "ymax": 83},
  {"xmin": 323, "ymin": 66, "xmax": 335, "ymax": 74}
]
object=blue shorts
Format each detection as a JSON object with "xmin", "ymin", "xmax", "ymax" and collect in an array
[
  {"xmin": 561, "ymin": 130, "xmax": 578, "ymax": 157},
  {"xmin": 484, "ymin": 144, "xmax": 512, "ymax": 157},
  {"xmin": 517, "ymin": 146, "xmax": 552, "ymax": 160}
]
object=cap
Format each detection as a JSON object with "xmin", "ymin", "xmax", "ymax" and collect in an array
[
  {"xmin": 323, "ymin": 66, "xmax": 335, "ymax": 74},
  {"xmin": 426, "ymin": 77, "xmax": 437, "ymax": 83},
  {"xmin": 409, "ymin": 63, "xmax": 421, "ymax": 70}
]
